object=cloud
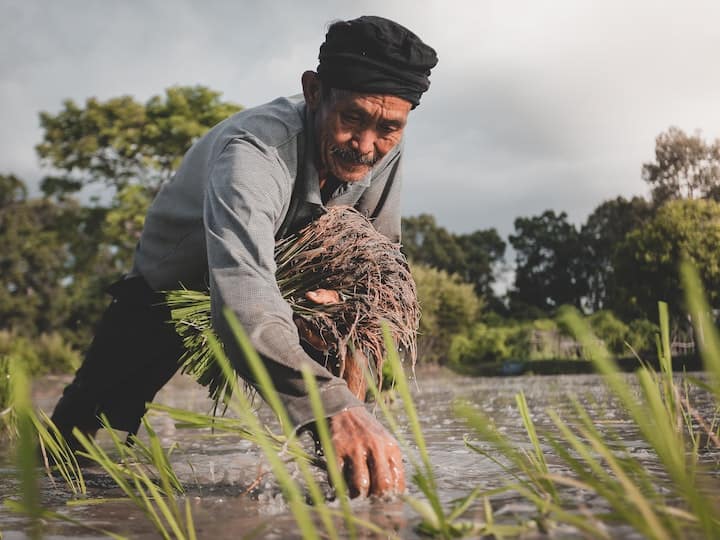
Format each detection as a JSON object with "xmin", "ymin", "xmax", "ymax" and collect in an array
[{"xmin": 1, "ymin": 0, "xmax": 719, "ymax": 236}]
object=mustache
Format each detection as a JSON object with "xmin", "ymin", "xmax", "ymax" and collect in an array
[{"xmin": 330, "ymin": 145, "xmax": 378, "ymax": 166}]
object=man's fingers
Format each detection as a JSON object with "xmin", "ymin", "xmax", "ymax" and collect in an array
[
  {"xmin": 341, "ymin": 449, "xmax": 404, "ymax": 498},
  {"xmin": 305, "ymin": 288, "xmax": 341, "ymax": 305},
  {"xmin": 343, "ymin": 453, "xmax": 370, "ymax": 498},
  {"xmin": 329, "ymin": 408, "xmax": 406, "ymax": 498},
  {"xmin": 294, "ymin": 316, "xmax": 326, "ymax": 350},
  {"xmin": 369, "ymin": 441, "xmax": 405, "ymax": 495},
  {"xmin": 368, "ymin": 452, "xmax": 393, "ymax": 496},
  {"xmin": 389, "ymin": 453, "xmax": 406, "ymax": 493}
]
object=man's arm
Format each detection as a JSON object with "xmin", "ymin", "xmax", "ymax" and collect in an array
[
  {"xmin": 204, "ymin": 137, "xmax": 405, "ymax": 496},
  {"xmin": 204, "ymin": 137, "xmax": 362, "ymax": 425}
]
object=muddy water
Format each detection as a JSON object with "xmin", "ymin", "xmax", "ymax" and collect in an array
[{"xmin": 0, "ymin": 370, "xmax": 715, "ymax": 539}]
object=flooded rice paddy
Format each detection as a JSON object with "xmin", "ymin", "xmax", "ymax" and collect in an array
[{"xmin": 0, "ymin": 369, "xmax": 716, "ymax": 539}]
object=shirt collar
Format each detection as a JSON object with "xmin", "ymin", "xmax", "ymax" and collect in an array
[{"xmin": 302, "ymin": 107, "xmax": 400, "ymax": 204}]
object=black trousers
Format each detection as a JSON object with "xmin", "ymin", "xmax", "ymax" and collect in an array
[{"xmin": 50, "ymin": 276, "xmax": 185, "ymax": 442}]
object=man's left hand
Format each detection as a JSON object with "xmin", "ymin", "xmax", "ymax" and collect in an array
[
  {"xmin": 302, "ymin": 288, "xmax": 404, "ymax": 496},
  {"xmin": 294, "ymin": 288, "xmax": 341, "ymax": 351},
  {"xmin": 305, "ymin": 288, "xmax": 341, "ymax": 305}
]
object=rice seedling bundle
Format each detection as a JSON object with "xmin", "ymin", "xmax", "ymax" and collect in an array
[{"xmin": 167, "ymin": 206, "xmax": 420, "ymax": 404}]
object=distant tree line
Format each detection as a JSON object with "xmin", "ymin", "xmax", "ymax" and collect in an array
[
  {"xmin": 0, "ymin": 86, "xmax": 242, "ymax": 368},
  {"xmin": 402, "ymin": 127, "xmax": 720, "ymax": 364},
  {"xmin": 401, "ymin": 125, "xmax": 720, "ymax": 326},
  {"xmin": 1, "ymin": 85, "xmax": 719, "ymax": 371}
]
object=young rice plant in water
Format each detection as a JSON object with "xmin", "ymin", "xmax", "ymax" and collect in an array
[
  {"xmin": 455, "ymin": 261, "xmax": 720, "ymax": 539},
  {"xmin": 7, "ymin": 251, "xmax": 720, "ymax": 539}
]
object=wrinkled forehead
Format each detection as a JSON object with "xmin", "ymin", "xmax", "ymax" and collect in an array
[{"xmin": 326, "ymin": 88, "xmax": 412, "ymax": 119}]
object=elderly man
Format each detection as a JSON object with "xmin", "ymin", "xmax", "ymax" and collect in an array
[{"xmin": 51, "ymin": 15, "xmax": 437, "ymax": 498}]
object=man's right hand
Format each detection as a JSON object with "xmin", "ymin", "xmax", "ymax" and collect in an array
[
  {"xmin": 328, "ymin": 407, "xmax": 405, "ymax": 498},
  {"xmin": 300, "ymin": 287, "xmax": 404, "ymax": 496}
]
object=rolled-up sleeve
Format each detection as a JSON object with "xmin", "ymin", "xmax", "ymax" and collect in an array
[{"xmin": 204, "ymin": 137, "xmax": 362, "ymax": 427}]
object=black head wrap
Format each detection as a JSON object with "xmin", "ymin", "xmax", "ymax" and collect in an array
[{"xmin": 317, "ymin": 16, "xmax": 438, "ymax": 108}]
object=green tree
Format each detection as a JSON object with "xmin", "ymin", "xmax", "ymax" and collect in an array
[
  {"xmin": 449, "ymin": 324, "xmax": 514, "ymax": 366},
  {"xmin": 643, "ymin": 127, "xmax": 720, "ymax": 205},
  {"xmin": 36, "ymin": 85, "xmax": 242, "ymax": 198},
  {"xmin": 27, "ymin": 87, "xmax": 242, "ymax": 346},
  {"xmin": 0, "ymin": 330, "xmax": 80, "ymax": 375},
  {"xmin": 401, "ymin": 214, "xmax": 505, "ymax": 301},
  {"xmin": 508, "ymin": 210, "xmax": 586, "ymax": 315},
  {"xmin": 402, "ymin": 214, "xmax": 465, "ymax": 271},
  {"xmin": 0, "ymin": 175, "xmax": 77, "ymax": 337},
  {"xmin": 102, "ymin": 184, "xmax": 154, "ymax": 272},
  {"xmin": 0, "ymin": 173, "xmax": 27, "ymax": 205},
  {"xmin": 411, "ymin": 263, "xmax": 482, "ymax": 363},
  {"xmin": 580, "ymin": 196, "xmax": 653, "ymax": 312},
  {"xmin": 587, "ymin": 310, "xmax": 630, "ymax": 355},
  {"xmin": 626, "ymin": 318, "xmax": 659, "ymax": 355},
  {"xmin": 456, "ymin": 229, "xmax": 506, "ymax": 299},
  {"xmin": 0, "ymin": 175, "xmax": 119, "ymax": 347},
  {"xmin": 614, "ymin": 198, "xmax": 720, "ymax": 320}
]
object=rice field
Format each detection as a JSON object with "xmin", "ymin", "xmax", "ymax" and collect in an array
[{"xmin": 1, "ymin": 263, "xmax": 719, "ymax": 539}]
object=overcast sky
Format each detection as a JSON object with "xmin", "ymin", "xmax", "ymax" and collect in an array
[{"xmin": 2, "ymin": 0, "xmax": 720, "ymax": 238}]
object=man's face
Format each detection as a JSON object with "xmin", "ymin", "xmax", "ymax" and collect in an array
[{"xmin": 311, "ymin": 88, "xmax": 411, "ymax": 183}]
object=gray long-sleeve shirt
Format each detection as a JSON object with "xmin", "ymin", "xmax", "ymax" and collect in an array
[{"xmin": 131, "ymin": 95, "xmax": 403, "ymax": 426}]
